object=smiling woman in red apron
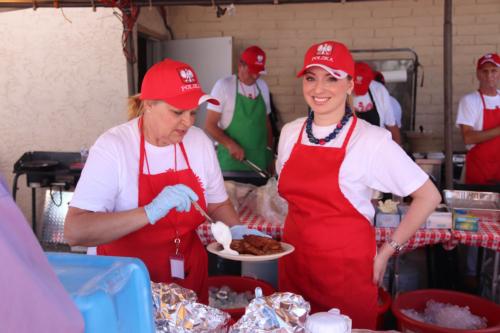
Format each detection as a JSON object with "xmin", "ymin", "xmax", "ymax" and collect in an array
[
  {"xmin": 276, "ymin": 41, "xmax": 441, "ymax": 329},
  {"xmin": 65, "ymin": 59, "xmax": 241, "ymax": 302}
]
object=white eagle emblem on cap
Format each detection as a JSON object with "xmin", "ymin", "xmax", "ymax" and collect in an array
[
  {"xmin": 179, "ymin": 68, "xmax": 196, "ymax": 83},
  {"xmin": 317, "ymin": 43, "xmax": 333, "ymax": 55},
  {"xmin": 257, "ymin": 55, "xmax": 264, "ymax": 64}
]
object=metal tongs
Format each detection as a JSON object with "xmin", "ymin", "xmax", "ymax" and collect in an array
[
  {"xmin": 191, "ymin": 200, "xmax": 214, "ymax": 223},
  {"xmin": 242, "ymin": 159, "xmax": 271, "ymax": 178}
]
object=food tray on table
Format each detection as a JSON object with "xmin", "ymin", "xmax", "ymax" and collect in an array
[
  {"xmin": 206, "ymin": 241, "xmax": 294, "ymax": 262},
  {"xmin": 443, "ymin": 190, "xmax": 499, "ymax": 223}
]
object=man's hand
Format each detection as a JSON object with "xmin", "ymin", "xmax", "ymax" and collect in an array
[{"xmin": 226, "ymin": 141, "xmax": 245, "ymax": 161}]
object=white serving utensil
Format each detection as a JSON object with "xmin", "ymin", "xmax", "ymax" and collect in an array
[{"xmin": 191, "ymin": 200, "xmax": 238, "ymax": 256}]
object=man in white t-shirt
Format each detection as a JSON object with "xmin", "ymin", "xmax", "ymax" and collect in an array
[
  {"xmin": 352, "ymin": 62, "xmax": 402, "ymax": 144},
  {"xmin": 456, "ymin": 52, "xmax": 500, "ymax": 185},
  {"xmin": 374, "ymin": 71, "xmax": 402, "ymax": 128},
  {"xmin": 205, "ymin": 46, "xmax": 274, "ymax": 173}
]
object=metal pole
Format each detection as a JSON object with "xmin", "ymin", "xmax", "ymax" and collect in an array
[
  {"xmin": 125, "ymin": 22, "xmax": 137, "ymax": 96},
  {"xmin": 444, "ymin": 0, "xmax": 453, "ymax": 189}
]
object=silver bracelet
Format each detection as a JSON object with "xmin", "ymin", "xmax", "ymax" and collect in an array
[{"xmin": 387, "ymin": 238, "xmax": 405, "ymax": 253}]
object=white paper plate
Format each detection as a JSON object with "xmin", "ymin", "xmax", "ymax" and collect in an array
[{"xmin": 206, "ymin": 241, "xmax": 295, "ymax": 262}]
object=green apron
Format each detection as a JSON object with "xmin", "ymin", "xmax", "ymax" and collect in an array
[{"xmin": 217, "ymin": 80, "xmax": 270, "ymax": 171}]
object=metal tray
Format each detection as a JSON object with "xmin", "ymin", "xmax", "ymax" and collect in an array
[
  {"xmin": 443, "ymin": 190, "xmax": 499, "ymax": 211},
  {"xmin": 443, "ymin": 190, "xmax": 499, "ymax": 223}
]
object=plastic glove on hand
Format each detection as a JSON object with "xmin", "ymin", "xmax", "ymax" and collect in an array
[
  {"xmin": 144, "ymin": 184, "xmax": 198, "ymax": 224},
  {"xmin": 230, "ymin": 225, "xmax": 271, "ymax": 240}
]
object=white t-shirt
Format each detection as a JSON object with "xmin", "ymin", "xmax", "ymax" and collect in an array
[
  {"xmin": 70, "ymin": 118, "xmax": 228, "ymax": 213},
  {"xmin": 276, "ymin": 117, "xmax": 428, "ymax": 223},
  {"xmin": 207, "ymin": 74, "xmax": 271, "ymax": 129},
  {"xmin": 456, "ymin": 90, "xmax": 500, "ymax": 150},
  {"xmin": 352, "ymin": 81, "xmax": 396, "ymax": 127},
  {"xmin": 390, "ymin": 96, "xmax": 402, "ymax": 128}
]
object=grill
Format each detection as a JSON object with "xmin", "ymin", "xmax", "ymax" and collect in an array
[{"xmin": 12, "ymin": 151, "xmax": 83, "ymax": 248}]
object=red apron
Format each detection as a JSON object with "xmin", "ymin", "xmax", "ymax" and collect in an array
[
  {"xmin": 97, "ymin": 118, "xmax": 209, "ymax": 303},
  {"xmin": 465, "ymin": 91, "xmax": 500, "ymax": 185},
  {"xmin": 278, "ymin": 116, "xmax": 377, "ymax": 329}
]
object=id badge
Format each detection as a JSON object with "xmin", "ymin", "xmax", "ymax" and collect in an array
[{"xmin": 170, "ymin": 254, "xmax": 185, "ymax": 280}]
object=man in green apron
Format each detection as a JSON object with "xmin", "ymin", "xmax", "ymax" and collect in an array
[{"xmin": 205, "ymin": 45, "xmax": 273, "ymax": 173}]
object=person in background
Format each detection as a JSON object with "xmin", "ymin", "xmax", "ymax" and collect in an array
[
  {"xmin": 352, "ymin": 62, "xmax": 402, "ymax": 144},
  {"xmin": 276, "ymin": 40, "xmax": 441, "ymax": 329},
  {"xmin": 0, "ymin": 173, "xmax": 84, "ymax": 333},
  {"xmin": 456, "ymin": 52, "xmax": 500, "ymax": 185},
  {"xmin": 205, "ymin": 45, "xmax": 274, "ymax": 174},
  {"xmin": 374, "ymin": 70, "xmax": 403, "ymax": 129},
  {"xmin": 455, "ymin": 52, "xmax": 499, "ymax": 291},
  {"xmin": 65, "ymin": 59, "xmax": 259, "ymax": 303}
]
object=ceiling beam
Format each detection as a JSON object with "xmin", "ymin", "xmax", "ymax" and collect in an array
[{"xmin": 0, "ymin": 0, "xmax": 369, "ymax": 9}]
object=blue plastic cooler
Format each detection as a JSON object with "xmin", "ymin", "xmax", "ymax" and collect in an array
[{"xmin": 47, "ymin": 253, "xmax": 155, "ymax": 333}]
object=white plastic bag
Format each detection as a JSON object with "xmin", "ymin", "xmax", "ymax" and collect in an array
[
  {"xmin": 242, "ymin": 178, "xmax": 288, "ymax": 225},
  {"xmin": 224, "ymin": 181, "xmax": 256, "ymax": 211}
]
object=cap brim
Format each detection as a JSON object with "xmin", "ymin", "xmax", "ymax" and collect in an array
[
  {"xmin": 297, "ymin": 64, "xmax": 348, "ymax": 79},
  {"xmin": 478, "ymin": 59, "xmax": 500, "ymax": 68},
  {"xmin": 164, "ymin": 91, "xmax": 220, "ymax": 110},
  {"xmin": 247, "ymin": 65, "xmax": 266, "ymax": 75}
]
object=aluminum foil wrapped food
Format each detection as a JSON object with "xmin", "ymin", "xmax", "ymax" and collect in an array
[
  {"xmin": 152, "ymin": 282, "xmax": 231, "ymax": 333},
  {"xmin": 230, "ymin": 288, "xmax": 310, "ymax": 333}
]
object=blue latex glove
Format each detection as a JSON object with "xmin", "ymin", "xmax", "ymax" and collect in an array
[
  {"xmin": 230, "ymin": 225, "xmax": 271, "ymax": 240},
  {"xmin": 144, "ymin": 184, "xmax": 199, "ymax": 224}
]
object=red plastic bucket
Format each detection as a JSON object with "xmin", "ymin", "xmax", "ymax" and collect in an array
[
  {"xmin": 392, "ymin": 289, "xmax": 500, "ymax": 333},
  {"xmin": 208, "ymin": 275, "xmax": 276, "ymax": 320},
  {"xmin": 377, "ymin": 288, "xmax": 392, "ymax": 330}
]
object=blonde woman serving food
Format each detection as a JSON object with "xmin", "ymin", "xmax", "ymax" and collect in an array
[
  {"xmin": 276, "ymin": 41, "xmax": 441, "ymax": 329},
  {"xmin": 64, "ymin": 59, "xmax": 261, "ymax": 303}
]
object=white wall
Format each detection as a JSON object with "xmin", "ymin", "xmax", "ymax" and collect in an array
[{"xmin": 0, "ymin": 8, "xmax": 128, "ymax": 227}]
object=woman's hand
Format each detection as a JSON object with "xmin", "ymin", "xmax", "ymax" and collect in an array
[
  {"xmin": 144, "ymin": 184, "xmax": 198, "ymax": 224},
  {"xmin": 373, "ymin": 248, "xmax": 392, "ymax": 286}
]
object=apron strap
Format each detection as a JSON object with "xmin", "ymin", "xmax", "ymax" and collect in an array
[
  {"xmin": 341, "ymin": 116, "xmax": 357, "ymax": 151},
  {"xmin": 296, "ymin": 120, "xmax": 308, "ymax": 144},
  {"xmin": 139, "ymin": 117, "xmax": 145, "ymax": 175},
  {"xmin": 478, "ymin": 90, "xmax": 487, "ymax": 110},
  {"xmin": 178, "ymin": 143, "xmax": 192, "ymax": 170}
]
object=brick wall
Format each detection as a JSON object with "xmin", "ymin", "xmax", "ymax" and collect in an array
[{"xmin": 164, "ymin": 0, "xmax": 500, "ymax": 150}]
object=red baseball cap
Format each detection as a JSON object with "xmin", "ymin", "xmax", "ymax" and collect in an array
[
  {"xmin": 240, "ymin": 46, "xmax": 267, "ymax": 75},
  {"xmin": 297, "ymin": 40, "xmax": 354, "ymax": 79},
  {"xmin": 354, "ymin": 62, "xmax": 374, "ymax": 96},
  {"xmin": 140, "ymin": 58, "xmax": 219, "ymax": 110},
  {"xmin": 477, "ymin": 53, "xmax": 500, "ymax": 70}
]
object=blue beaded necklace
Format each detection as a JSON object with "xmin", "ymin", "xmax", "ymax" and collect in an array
[{"xmin": 306, "ymin": 107, "xmax": 353, "ymax": 145}]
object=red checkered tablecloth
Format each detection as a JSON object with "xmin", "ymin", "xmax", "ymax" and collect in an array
[
  {"xmin": 376, "ymin": 227, "xmax": 454, "ymax": 251},
  {"xmin": 450, "ymin": 220, "xmax": 500, "ymax": 251},
  {"xmin": 196, "ymin": 206, "xmax": 454, "ymax": 251}
]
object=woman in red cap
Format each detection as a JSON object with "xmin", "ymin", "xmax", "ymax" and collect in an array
[
  {"xmin": 64, "ymin": 59, "xmax": 241, "ymax": 303},
  {"xmin": 276, "ymin": 41, "xmax": 441, "ymax": 329}
]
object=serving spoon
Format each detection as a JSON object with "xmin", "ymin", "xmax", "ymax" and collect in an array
[{"xmin": 191, "ymin": 200, "xmax": 238, "ymax": 256}]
